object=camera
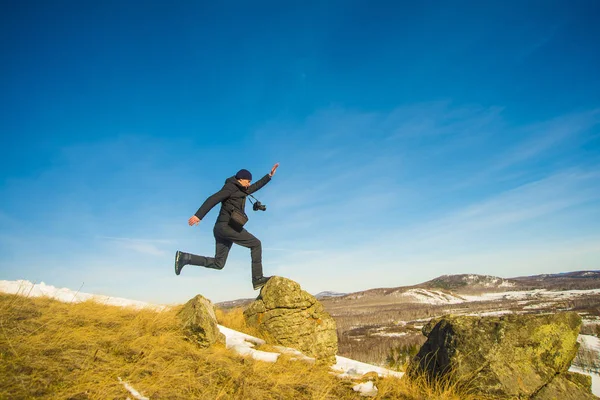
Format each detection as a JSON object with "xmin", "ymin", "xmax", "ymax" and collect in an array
[{"xmin": 253, "ymin": 201, "xmax": 267, "ymax": 211}]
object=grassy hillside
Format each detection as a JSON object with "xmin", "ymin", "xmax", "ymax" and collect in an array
[{"xmin": 0, "ymin": 293, "xmax": 480, "ymax": 399}]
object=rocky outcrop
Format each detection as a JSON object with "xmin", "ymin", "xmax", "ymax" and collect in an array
[
  {"xmin": 408, "ymin": 312, "xmax": 595, "ymax": 399},
  {"xmin": 243, "ymin": 277, "xmax": 338, "ymax": 365},
  {"xmin": 178, "ymin": 294, "xmax": 225, "ymax": 348}
]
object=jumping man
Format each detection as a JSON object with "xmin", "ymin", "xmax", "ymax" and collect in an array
[{"xmin": 174, "ymin": 163, "xmax": 279, "ymax": 290}]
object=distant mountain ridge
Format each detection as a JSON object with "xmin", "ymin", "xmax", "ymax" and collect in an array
[
  {"xmin": 513, "ymin": 270, "xmax": 600, "ymax": 280},
  {"xmin": 337, "ymin": 270, "xmax": 600, "ymax": 301},
  {"xmin": 510, "ymin": 270, "xmax": 600, "ymax": 290},
  {"xmin": 216, "ymin": 270, "xmax": 600, "ymax": 307}
]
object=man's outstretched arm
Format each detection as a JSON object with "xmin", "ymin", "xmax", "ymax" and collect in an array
[
  {"xmin": 247, "ymin": 163, "xmax": 279, "ymax": 194},
  {"xmin": 189, "ymin": 187, "xmax": 232, "ymax": 226}
]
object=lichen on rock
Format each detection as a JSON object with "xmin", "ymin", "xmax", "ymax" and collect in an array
[
  {"xmin": 177, "ymin": 294, "xmax": 225, "ymax": 348},
  {"xmin": 408, "ymin": 312, "xmax": 594, "ymax": 399}
]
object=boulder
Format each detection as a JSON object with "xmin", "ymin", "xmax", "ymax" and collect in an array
[
  {"xmin": 178, "ymin": 294, "xmax": 225, "ymax": 348},
  {"xmin": 408, "ymin": 313, "xmax": 594, "ymax": 399},
  {"xmin": 243, "ymin": 277, "xmax": 338, "ymax": 365}
]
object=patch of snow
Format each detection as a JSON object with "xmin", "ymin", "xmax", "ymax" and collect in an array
[
  {"xmin": 333, "ymin": 356, "xmax": 404, "ymax": 379},
  {"xmin": 522, "ymin": 302, "xmax": 556, "ymax": 310},
  {"xmin": 0, "ymin": 280, "xmax": 166, "ymax": 311},
  {"xmin": 118, "ymin": 377, "xmax": 149, "ymax": 400},
  {"xmin": 315, "ymin": 291, "xmax": 347, "ymax": 299},
  {"xmin": 461, "ymin": 288, "xmax": 600, "ymax": 303},
  {"xmin": 578, "ymin": 334, "xmax": 600, "ymax": 352},
  {"xmin": 401, "ymin": 289, "xmax": 464, "ymax": 305},
  {"xmin": 217, "ymin": 325, "xmax": 280, "ymax": 362},
  {"xmin": 372, "ymin": 332, "xmax": 409, "ymax": 338},
  {"xmin": 353, "ymin": 381, "xmax": 377, "ymax": 397},
  {"xmin": 466, "ymin": 310, "xmax": 514, "ymax": 317},
  {"xmin": 217, "ymin": 325, "xmax": 405, "ymax": 379},
  {"xmin": 272, "ymin": 345, "xmax": 315, "ymax": 363}
]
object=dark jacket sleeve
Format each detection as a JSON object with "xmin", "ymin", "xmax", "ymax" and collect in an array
[
  {"xmin": 195, "ymin": 186, "xmax": 233, "ymax": 220},
  {"xmin": 246, "ymin": 174, "xmax": 271, "ymax": 194}
]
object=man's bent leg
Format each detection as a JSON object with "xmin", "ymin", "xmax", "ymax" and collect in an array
[
  {"xmin": 186, "ymin": 236, "xmax": 232, "ymax": 270},
  {"xmin": 232, "ymin": 229, "xmax": 264, "ymax": 280},
  {"xmin": 213, "ymin": 224, "xmax": 269, "ymax": 288},
  {"xmin": 206, "ymin": 236, "xmax": 232, "ymax": 270}
]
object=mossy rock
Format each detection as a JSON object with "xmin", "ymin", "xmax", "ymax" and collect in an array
[
  {"xmin": 244, "ymin": 277, "xmax": 338, "ymax": 365},
  {"xmin": 178, "ymin": 294, "xmax": 225, "ymax": 348},
  {"xmin": 408, "ymin": 313, "xmax": 592, "ymax": 399}
]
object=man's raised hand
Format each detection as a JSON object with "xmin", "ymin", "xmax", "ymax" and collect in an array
[
  {"xmin": 270, "ymin": 162, "xmax": 280, "ymax": 177},
  {"xmin": 188, "ymin": 215, "xmax": 200, "ymax": 226}
]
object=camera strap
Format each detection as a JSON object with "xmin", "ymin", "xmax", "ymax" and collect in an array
[
  {"xmin": 245, "ymin": 193, "xmax": 260, "ymax": 207},
  {"xmin": 225, "ymin": 192, "xmax": 260, "ymax": 216}
]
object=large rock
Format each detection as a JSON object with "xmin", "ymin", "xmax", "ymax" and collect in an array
[
  {"xmin": 408, "ymin": 313, "xmax": 595, "ymax": 399},
  {"xmin": 243, "ymin": 277, "xmax": 338, "ymax": 365},
  {"xmin": 178, "ymin": 294, "xmax": 225, "ymax": 348}
]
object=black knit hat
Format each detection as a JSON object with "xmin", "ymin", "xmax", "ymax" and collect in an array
[{"xmin": 235, "ymin": 169, "xmax": 252, "ymax": 180}]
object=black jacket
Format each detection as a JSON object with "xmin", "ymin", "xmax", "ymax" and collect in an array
[{"xmin": 194, "ymin": 174, "xmax": 271, "ymax": 224}]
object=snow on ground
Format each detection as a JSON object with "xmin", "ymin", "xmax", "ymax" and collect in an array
[
  {"xmin": 0, "ymin": 280, "xmax": 166, "ymax": 311},
  {"xmin": 218, "ymin": 324, "xmax": 405, "ymax": 387},
  {"xmin": 522, "ymin": 302, "xmax": 557, "ymax": 310},
  {"xmin": 573, "ymin": 334, "xmax": 600, "ymax": 396},
  {"xmin": 333, "ymin": 356, "xmax": 404, "ymax": 379},
  {"xmin": 461, "ymin": 288, "xmax": 600, "ymax": 302},
  {"xmin": 118, "ymin": 377, "xmax": 149, "ymax": 400},
  {"xmin": 352, "ymin": 381, "xmax": 377, "ymax": 397},
  {"xmin": 572, "ymin": 335, "xmax": 600, "ymax": 396},
  {"xmin": 579, "ymin": 334, "xmax": 600, "ymax": 352},
  {"xmin": 400, "ymin": 288, "xmax": 464, "ymax": 305},
  {"xmin": 466, "ymin": 310, "xmax": 514, "ymax": 317},
  {"xmin": 372, "ymin": 332, "xmax": 409, "ymax": 337},
  {"xmin": 391, "ymin": 286, "xmax": 599, "ymax": 306}
]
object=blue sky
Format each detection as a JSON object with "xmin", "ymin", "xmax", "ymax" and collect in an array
[{"xmin": 1, "ymin": 1, "xmax": 599, "ymax": 303}]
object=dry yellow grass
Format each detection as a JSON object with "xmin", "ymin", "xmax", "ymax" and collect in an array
[
  {"xmin": 215, "ymin": 306, "xmax": 262, "ymax": 338},
  {"xmin": 1, "ymin": 293, "xmax": 481, "ymax": 399}
]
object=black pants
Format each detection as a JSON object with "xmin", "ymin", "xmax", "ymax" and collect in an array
[{"xmin": 187, "ymin": 222, "xmax": 263, "ymax": 279}]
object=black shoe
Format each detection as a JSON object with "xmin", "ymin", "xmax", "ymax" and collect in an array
[
  {"xmin": 252, "ymin": 276, "xmax": 271, "ymax": 290},
  {"xmin": 175, "ymin": 251, "xmax": 186, "ymax": 276}
]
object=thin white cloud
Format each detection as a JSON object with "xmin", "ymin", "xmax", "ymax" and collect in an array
[
  {"xmin": 385, "ymin": 101, "xmax": 504, "ymax": 140},
  {"xmin": 418, "ymin": 169, "xmax": 600, "ymax": 241},
  {"xmin": 99, "ymin": 236, "xmax": 172, "ymax": 256},
  {"xmin": 490, "ymin": 109, "xmax": 600, "ymax": 172}
]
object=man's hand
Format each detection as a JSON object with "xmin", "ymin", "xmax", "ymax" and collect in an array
[
  {"xmin": 188, "ymin": 215, "xmax": 200, "ymax": 226},
  {"xmin": 269, "ymin": 162, "xmax": 280, "ymax": 177}
]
